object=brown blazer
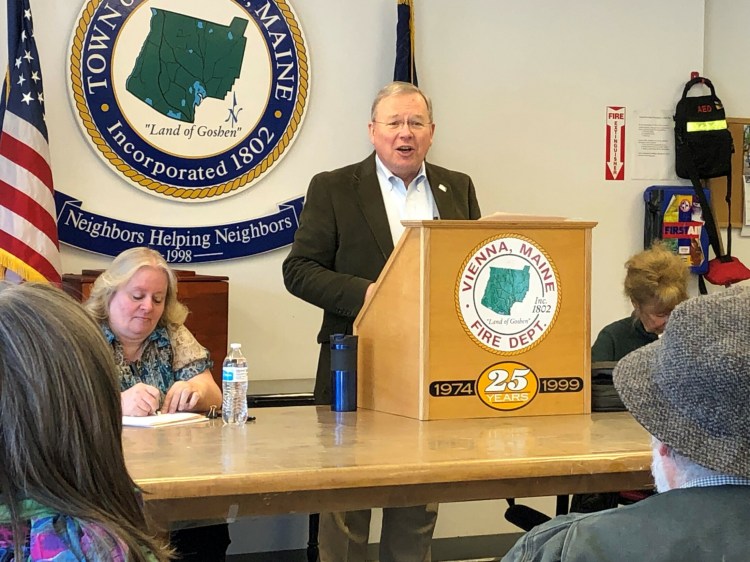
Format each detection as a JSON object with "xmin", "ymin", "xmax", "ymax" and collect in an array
[{"xmin": 282, "ymin": 153, "xmax": 481, "ymax": 401}]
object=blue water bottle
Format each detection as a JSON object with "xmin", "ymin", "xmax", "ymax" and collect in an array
[{"xmin": 330, "ymin": 334, "xmax": 358, "ymax": 412}]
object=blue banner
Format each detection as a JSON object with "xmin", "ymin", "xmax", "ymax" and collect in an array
[{"xmin": 54, "ymin": 191, "xmax": 304, "ymax": 264}]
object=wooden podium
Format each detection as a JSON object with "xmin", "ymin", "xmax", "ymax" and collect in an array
[
  {"xmin": 62, "ymin": 270, "xmax": 229, "ymax": 387},
  {"xmin": 354, "ymin": 218, "xmax": 596, "ymax": 420}
]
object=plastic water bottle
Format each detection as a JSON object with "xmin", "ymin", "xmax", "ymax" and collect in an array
[{"xmin": 222, "ymin": 343, "xmax": 248, "ymax": 425}]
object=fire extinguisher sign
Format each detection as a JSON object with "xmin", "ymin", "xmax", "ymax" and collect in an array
[{"xmin": 605, "ymin": 106, "xmax": 626, "ymax": 180}]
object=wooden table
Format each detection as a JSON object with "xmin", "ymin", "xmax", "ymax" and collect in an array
[{"xmin": 124, "ymin": 407, "xmax": 653, "ymax": 524}]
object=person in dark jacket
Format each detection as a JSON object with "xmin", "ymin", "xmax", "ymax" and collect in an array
[
  {"xmin": 283, "ymin": 81, "xmax": 481, "ymax": 562},
  {"xmin": 592, "ymin": 241, "xmax": 689, "ymax": 363},
  {"xmin": 503, "ymin": 287, "xmax": 750, "ymax": 562}
]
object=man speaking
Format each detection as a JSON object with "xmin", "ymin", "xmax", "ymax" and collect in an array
[{"xmin": 283, "ymin": 81, "xmax": 481, "ymax": 562}]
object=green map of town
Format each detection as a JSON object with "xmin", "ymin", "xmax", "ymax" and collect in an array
[
  {"xmin": 481, "ymin": 265, "xmax": 530, "ymax": 315},
  {"xmin": 126, "ymin": 9, "xmax": 248, "ymax": 123}
]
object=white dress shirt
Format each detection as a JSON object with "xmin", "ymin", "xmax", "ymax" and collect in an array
[{"xmin": 374, "ymin": 155, "xmax": 439, "ymax": 244}]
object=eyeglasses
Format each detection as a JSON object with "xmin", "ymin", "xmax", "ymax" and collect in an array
[{"xmin": 372, "ymin": 119, "xmax": 431, "ymax": 131}]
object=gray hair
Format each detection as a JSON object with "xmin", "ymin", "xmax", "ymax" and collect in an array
[
  {"xmin": 370, "ymin": 81, "xmax": 433, "ymax": 122},
  {"xmin": 0, "ymin": 282, "xmax": 171, "ymax": 561},
  {"xmin": 85, "ymin": 246, "xmax": 187, "ymax": 328},
  {"xmin": 653, "ymin": 437, "xmax": 723, "ymax": 489},
  {"xmin": 667, "ymin": 444, "xmax": 724, "ymax": 486}
]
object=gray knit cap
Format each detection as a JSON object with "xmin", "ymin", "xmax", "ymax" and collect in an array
[{"xmin": 613, "ymin": 286, "xmax": 750, "ymax": 478}]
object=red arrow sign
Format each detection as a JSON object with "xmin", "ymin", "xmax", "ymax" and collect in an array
[{"xmin": 605, "ymin": 106, "xmax": 626, "ymax": 180}]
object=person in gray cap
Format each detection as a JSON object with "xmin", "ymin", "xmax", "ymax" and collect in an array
[{"xmin": 502, "ymin": 286, "xmax": 750, "ymax": 562}]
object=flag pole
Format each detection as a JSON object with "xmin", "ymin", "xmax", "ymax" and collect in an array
[{"xmin": 394, "ymin": 0, "xmax": 418, "ymax": 86}]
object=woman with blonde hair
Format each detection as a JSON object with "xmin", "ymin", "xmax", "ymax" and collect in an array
[
  {"xmin": 86, "ymin": 247, "xmax": 221, "ymax": 417},
  {"xmin": 0, "ymin": 282, "xmax": 171, "ymax": 560},
  {"xmin": 86, "ymin": 247, "xmax": 227, "ymax": 561},
  {"xmin": 592, "ymin": 241, "xmax": 689, "ymax": 362}
]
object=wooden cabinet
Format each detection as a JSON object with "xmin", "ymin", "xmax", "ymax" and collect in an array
[{"xmin": 63, "ymin": 269, "xmax": 228, "ymax": 387}]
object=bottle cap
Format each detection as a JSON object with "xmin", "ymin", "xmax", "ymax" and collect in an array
[{"xmin": 230, "ymin": 343, "xmax": 241, "ymax": 349}]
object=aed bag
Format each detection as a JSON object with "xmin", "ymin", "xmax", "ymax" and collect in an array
[
  {"xmin": 674, "ymin": 77, "xmax": 733, "ymax": 180},
  {"xmin": 673, "ymin": 76, "xmax": 750, "ymax": 289}
]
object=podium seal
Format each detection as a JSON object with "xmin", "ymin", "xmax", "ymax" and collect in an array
[{"xmin": 456, "ymin": 234, "xmax": 560, "ymax": 354}]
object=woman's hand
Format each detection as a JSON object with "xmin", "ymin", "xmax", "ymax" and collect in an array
[
  {"xmin": 121, "ymin": 383, "xmax": 161, "ymax": 416},
  {"xmin": 162, "ymin": 371, "xmax": 222, "ymax": 413},
  {"xmin": 162, "ymin": 380, "xmax": 201, "ymax": 413}
]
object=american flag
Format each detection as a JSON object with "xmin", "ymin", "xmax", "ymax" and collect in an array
[{"xmin": 0, "ymin": 0, "xmax": 61, "ymax": 283}]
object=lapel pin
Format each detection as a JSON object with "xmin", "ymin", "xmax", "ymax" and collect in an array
[{"xmin": 438, "ymin": 184, "xmax": 448, "ymax": 192}]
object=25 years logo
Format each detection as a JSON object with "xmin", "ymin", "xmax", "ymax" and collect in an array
[
  {"xmin": 476, "ymin": 361, "xmax": 539, "ymax": 411},
  {"xmin": 456, "ymin": 235, "xmax": 561, "ymax": 354},
  {"xmin": 69, "ymin": 0, "xmax": 309, "ymax": 201}
]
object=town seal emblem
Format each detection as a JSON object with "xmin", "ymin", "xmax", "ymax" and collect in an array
[
  {"xmin": 69, "ymin": 0, "xmax": 309, "ymax": 201},
  {"xmin": 456, "ymin": 235, "xmax": 560, "ymax": 354}
]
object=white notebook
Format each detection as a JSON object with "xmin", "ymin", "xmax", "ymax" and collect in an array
[{"xmin": 122, "ymin": 412, "xmax": 208, "ymax": 428}]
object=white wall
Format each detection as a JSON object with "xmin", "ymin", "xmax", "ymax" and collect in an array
[
  {"xmin": 419, "ymin": 0, "xmax": 707, "ymax": 317},
  {"xmin": 706, "ymin": 1, "xmax": 750, "ymax": 117}
]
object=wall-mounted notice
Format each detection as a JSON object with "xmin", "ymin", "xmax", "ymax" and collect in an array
[
  {"xmin": 632, "ymin": 109, "xmax": 675, "ymax": 180},
  {"xmin": 605, "ymin": 106, "xmax": 626, "ymax": 181}
]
